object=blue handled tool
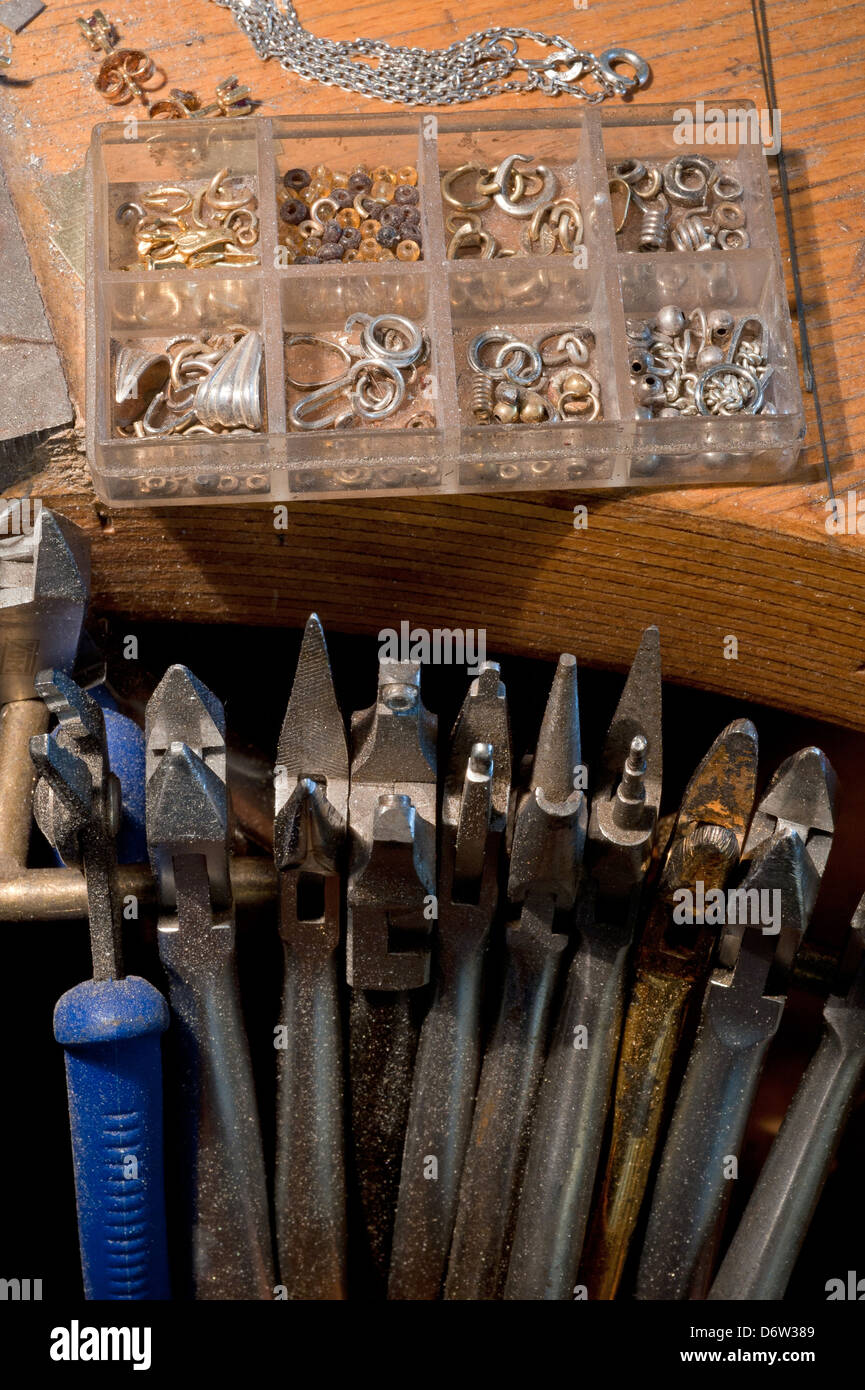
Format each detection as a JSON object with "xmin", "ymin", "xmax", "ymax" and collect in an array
[{"xmin": 30, "ymin": 668, "xmax": 170, "ymax": 1300}]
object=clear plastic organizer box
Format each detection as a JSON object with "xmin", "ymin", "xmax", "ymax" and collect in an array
[{"xmin": 86, "ymin": 104, "xmax": 805, "ymax": 506}]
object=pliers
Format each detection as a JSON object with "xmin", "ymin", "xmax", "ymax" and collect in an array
[
  {"xmin": 346, "ymin": 656, "xmax": 437, "ymax": 1291},
  {"xmin": 582, "ymin": 718, "xmax": 759, "ymax": 1299},
  {"xmin": 146, "ymin": 664, "xmax": 274, "ymax": 1299},
  {"xmin": 445, "ymin": 653, "xmax": 585, "ymax": 1300},
  {"xmin": 636, "ymin": 747, "xmax": 837, "ymax": 1299},
  {"xmin": 389, "ymin": 661, "xmax": 511, "ymax": 1300},
  {"xmin": 506, "ymin": 627, "xmax": 662, "ymax": 1300},
  {"xmin": 32, "ymin": 668, "xmax": 170, "ymax": 1300},
  {"xmin": 273, "ymin": 615, "xmax": 349, "ymax": 1300}
]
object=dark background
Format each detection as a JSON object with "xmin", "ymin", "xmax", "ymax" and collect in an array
[{"xmin": 3, "ymin": 617, "xmax": 864, "ymax": 1301}]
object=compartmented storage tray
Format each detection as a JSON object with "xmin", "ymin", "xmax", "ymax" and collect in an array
[{"xmin": 85, "ymin": 104, "xmax": 805, "ymax": 506}]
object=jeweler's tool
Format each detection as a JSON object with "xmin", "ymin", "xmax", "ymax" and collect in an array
[
  {"xmin": 273, "ymin": 615, "xmax": 349, "ymax": 1299},
  {"xmin": 582, "ymin": 718, "xmax": 759, "ymax": 1300},
  {"xmin": 636, "ymin": 748, "xmax": 837, "ymax": 1300},
  {"xmin": 32, "ymin": 669, "xmax": 170, "ymax": 1300},
  {"xmin": 445, "ymin": 654, "xmax": 585, "ymax": 1300},
  {"xmin": 146, "ymin": 664, "xmax": 274, "ymax": 1299},
  {"xmin": 389, "ymin": 661, "xmax": 511, "ymax": 1300},
  {"xmin": 505, "ymin": 627, "xmax": 661, "ymax": 1300},
  {"xmin": 709, "ymin": 896, "xmax": 865, "ymax": 1301},
  {"xmin": 346, "ymin": 656, "xmax": 437, "ymax": 1292}
]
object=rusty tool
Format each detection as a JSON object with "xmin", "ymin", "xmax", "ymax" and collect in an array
[
  {"xmin": 146, "ymin": 664, "xmax": 274, "ymax": 1299},
  {"xmin": 581, "ymin": 718, "xmax": 759, "ymax": 1300},
  {"xmin": 389, "ymin": 661, "xmax": 511, "ymax": 1300},
  {"xmin": 346, "ymin": 656, "xmax": 437, "ymax": 1292},
  {"xmin": 637, "ymin": 747, "xmax": 836, "ymax": 1299},
  {"xmin": 505, "ymin": 627, "xmax": 662, "ymax": 1300},
  {"xmin": 709, "ymin": 894, "xmax": 865, "ymax": 1301},
  {"xmin": 273, "ymin": 615, "xmax": 349, "ymax": 1300},
  {"xmin": 445, "ymin": 654, "xmax": 585, "ymax": 1300}
]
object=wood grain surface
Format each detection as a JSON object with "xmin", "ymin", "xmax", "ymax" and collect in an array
[{"xmin": 0, "ymin": 0, "xmax": 863, "ymax": 727}]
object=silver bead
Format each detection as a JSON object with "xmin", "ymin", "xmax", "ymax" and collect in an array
[
  {"xmin": 696, "ymin": 344, "xmax": 724, "ymax": 370},
  {"xmin": 707, "ymin": 310, "xmax": 734, "ymax": 346},
  {"xmin": 655, "ymin": 304, "xmax": 686, "ymax": 337}
]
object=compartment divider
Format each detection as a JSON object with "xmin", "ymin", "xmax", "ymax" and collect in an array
[
  {"xmin": 421, "ymin": 120, "xmax": 460, "ymax": 481},
  {"xmin": 257, "ymin": 117, "xmax": 289, "ymax": 497},
  {"xmin": 583, "ymin": 109, "xmax": 633, "ymax": 484}
]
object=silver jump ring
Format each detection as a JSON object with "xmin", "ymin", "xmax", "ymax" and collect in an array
[{"xmin": 493, "ymin": 339, "xmax": 543, "ymax": 386}]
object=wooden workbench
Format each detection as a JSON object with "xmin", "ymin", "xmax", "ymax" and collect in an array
[{"xmin": 0, "ymin": 0, "xmax": 863, "ymax": 728}]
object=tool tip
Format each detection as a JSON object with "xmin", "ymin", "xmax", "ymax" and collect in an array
[
  {"xmin": 146, "ymin": 664, "xmax": 225, "ymax": 746},
  {"xmin": 277, "ymin": 613, "xmax": 348, "ymax": 788},
  {"xmin": 531, "ymin": 653, "xmax": 580, "ymax": 802},
  {"xmin": 758, "ymin": 746, "xmax": 838, "ymax": 833}
]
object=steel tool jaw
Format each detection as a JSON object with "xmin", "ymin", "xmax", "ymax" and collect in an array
[
  {"xmin": 145, "ymin": 667, "xmax": 231, "ymax": 913},
  {"xmin": 715, "ymin": 827, "xmax": 822, "ymax": 999},
  {"xmin": 443, "ymin": 661, "xmax": 511, "ymax": 835},
  {"xmin": 0, "ymin": 507, "xmax": 89, "ymax": 704},
  {"xmin": 145, "ymin": 664, "xmax": 226, "ymax": 784},
  {"xmin": 743, "ymin": 746, "xmax": 838, "ymax": 877},
  {"xmin": 716, "ymin": 749, "xmax": 838, "ymax": 977},
  {"xmin": 588, "ymin": 626, "xmax": 662, "ymax": 899},
  {"xmin": 30, "ymin": 667, "xmax": 122, "ymax": 978},
  {"xmin": 443, "ymin": 661, "xmax": 511, "ymax": 904},
  {"xmin": 346, "ymin": 656, "xmax": 437, "ymax": 989},
  {"xmin": 275, "ymin": 776, "xmax": 345, "ymax": 875},
  {"xmin": 29, "ymin": 733, "xmax": 93, "ymax": 858},
  {"xmin": 275, "ymin": 613, "xmax": 348, "ymax": 824},
  {"xmin": 29, "ymin": 669, "xmax": 115, "ymax": 865},
  {"xmin": 146, "ymin": 741, "xmax": 229, "ymax": 912},
  {"xmin": 508, "ymin": 654, "xmax": 585, "ymax": 909},
  {"xmin": 350, "ymin": 659, "xmax": 437, "ymax": 787}
]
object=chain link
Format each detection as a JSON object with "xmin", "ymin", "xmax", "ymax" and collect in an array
[{"xmin": 210, "ymin": 0, "xmax": 650, "ymax": 106}]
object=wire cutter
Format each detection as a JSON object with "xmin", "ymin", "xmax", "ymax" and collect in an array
[
  {"xmin": 636, "ymin": 747, "xmax": 837, "ymax": 1299},
  {"xmin": 146, "ymin": 664, "xmax": 274, "ymax": 1299}
]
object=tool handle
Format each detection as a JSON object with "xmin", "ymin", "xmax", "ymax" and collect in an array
[
  {"xmin": 162, "ymin": 950, "xmax": 275, "ymax": 1299},
  {"xmin": 389, "ymin": 934, "xmax": 487, "ymax": 1300},
  {"xmin": 349, "ymin": 986, "xmax": 421, "ymax": 1292},
  {"xmin": 54, "ymin": 977, "xmax": 170, "ymax": 1301},
  {"xmin": 506, "ymin": 926, "xmax": 629, "ymax": 1300},
  {"xmin": 582, "ymin": 965, "xmax": 694, "ymax": 1300},
  {"xmin": 635, "ymin": 988, "xmax": 779, "ymax": 1300},
  {"xmin": 709, "ymin": 1004, "xmax": 865, "ymax": 1301},
  {"xmin": 274, "ymin": 947, "xmax": 347, "ymax": 1300},
  {"xmin": 445, "ymin": 894, "xmax": 566, "ymax": 1301}
]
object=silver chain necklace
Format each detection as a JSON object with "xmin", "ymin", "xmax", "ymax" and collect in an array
[{"xmin": 211, "ymin": 0, "xmax": 650, "ymax": 106}]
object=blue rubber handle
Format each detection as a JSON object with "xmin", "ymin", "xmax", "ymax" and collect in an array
[{"xmin": 54, "ymin": 977, "xmax": 171, "ymax": 1300}]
